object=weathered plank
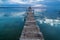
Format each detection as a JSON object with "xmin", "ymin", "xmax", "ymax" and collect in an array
[{"xmin": 20, "ymin": 8, "xmax": 43, "ymax": 40}]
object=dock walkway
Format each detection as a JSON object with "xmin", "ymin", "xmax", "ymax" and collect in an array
[{"xmin": 20, "ymin": 8, "xmax": 43, "ymax": 40}]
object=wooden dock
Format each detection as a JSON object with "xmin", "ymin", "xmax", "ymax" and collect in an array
[{"xmin": 20, "ymin": 7, "xmax": 43, "ymax": 40}]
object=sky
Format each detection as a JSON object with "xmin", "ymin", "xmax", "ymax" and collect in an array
[
  {"xmin": 0, "ymin": 0, "xmax": 60, "ymax": 7},
  {"xmin": 0, "ymin": 0, "xmax": 60, "ymax": 17}
]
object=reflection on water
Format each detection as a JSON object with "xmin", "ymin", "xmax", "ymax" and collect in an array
[
  {"xmin": 36, "ymin": 18, "xmax": 60, "ymax": 26},
  {"xmin": 33, "ymin": 0, "xmax": 60, "ymax": 40},
  {"xmin": 36, "ymin": 17, "xmax": 60, "ymax": 40},
  {"xmin": 0, "ymin": 7, "xmax": 26, "ymax": 40}
]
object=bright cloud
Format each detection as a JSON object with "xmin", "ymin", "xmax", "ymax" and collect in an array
[
  {"xmin": 32, "ymin": 4, "xmax": 47, "ymax": 12},
  {"xmin": 37, "ymin": 0, "xmax": 44, "ymax": 1},
  {"xmin": 0, "ymin": 0, "xmax": 3, "ymax": 4},
  {"xmin": 32, "ymin": 4, "xmax": 47, "ymax": 7},
  {"xmin": 0, "ymin": 0, "xmax": 60, "ymax": 4},
  {"xmin": 9, "ymin": 0, "xmax": 44, "ymax": 4},
  {"xmin": 9, "ymin": 0, "xmax": 28, "ymax": 4}
]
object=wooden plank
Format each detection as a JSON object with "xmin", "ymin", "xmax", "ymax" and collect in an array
[{"xmin": 20, "ymin": 8, "xmax": 43, "ymax": 40}]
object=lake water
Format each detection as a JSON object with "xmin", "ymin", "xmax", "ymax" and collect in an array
[
  {"xmin": 0, "ymin": 1, "xmax": 60, "ymax": 40},
  {"xmin": 34, "ymin": 1, "xmax": 60, "ymax": 40},
  {"xmin": 0, "ymin": 7, "xmax": 27, "ymax": 40}
]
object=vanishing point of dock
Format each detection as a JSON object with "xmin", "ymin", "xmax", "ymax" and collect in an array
[{"xmin": 20, "ymin": 7, "xmax": 43, "ymax": 40}]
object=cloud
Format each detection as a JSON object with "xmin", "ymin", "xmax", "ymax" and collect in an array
[
  {"xmin": 8, "ymin": 0, "xmax": 44, "ymax": 4},
  {"xmin": 43, "ymin": 0, "xmax": 59, "ymax": 2},
  {"xmin": 0, "ymin": 0, "xmax": 45, "ymax": 7},
  {"xmin": 8, "ymin": 0, "xmax": 28, "ymax": 4},
  {"xmin": 0, "ymin": 0, "xmax": 3, "ymax": 4},
  {"xmin": 32, "ymin": 4, "xmax": 47, "ymax": 12},
  {"xmin": 32, "ymin": 4, "xmax": 47, "ymax": 7},
  {"xmin": 37, "ymin": 0, "xmax": 44, "ymax": 1},
  {"xmin": 0, "ymin": 0, "xmax": 59, "ymax": 4}
]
